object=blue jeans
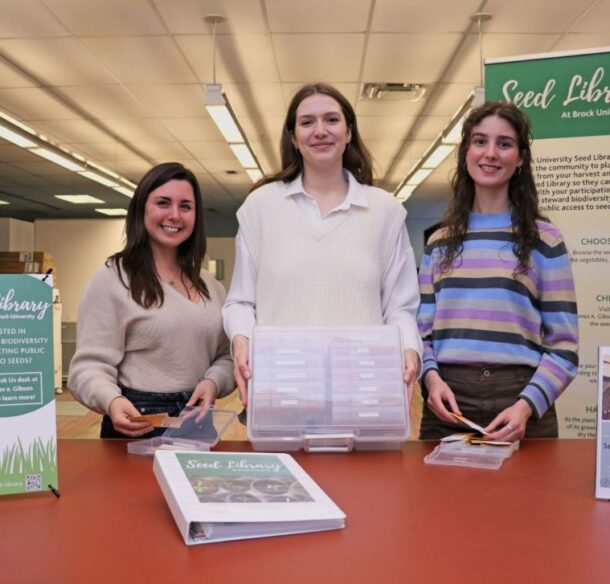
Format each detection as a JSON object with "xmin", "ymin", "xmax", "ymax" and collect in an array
[{"xmin": 100, "ymin": 386, "xmax": 193, "ymax": 439}]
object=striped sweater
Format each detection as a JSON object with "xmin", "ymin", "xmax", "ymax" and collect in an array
[{"xmin": 417, "ymin": 211, "xmax": 579, "ymax": 419}]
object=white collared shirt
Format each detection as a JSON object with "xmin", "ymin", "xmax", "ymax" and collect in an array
[{"xmin": 222, "ymin": 172, "xmax": 423, "ymax": 356}]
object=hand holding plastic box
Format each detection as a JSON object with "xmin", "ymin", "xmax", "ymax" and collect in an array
[{"xmin": 247, "ymin": 325, "xmax": 410, "ymax": 452}]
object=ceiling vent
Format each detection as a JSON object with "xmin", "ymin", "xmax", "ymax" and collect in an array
[{"xmin": 360, "ymin": 83, "xmax": 426, "ymax": 102}]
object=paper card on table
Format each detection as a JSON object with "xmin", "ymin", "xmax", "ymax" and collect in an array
[
  {"xmin": 440, "ymin": 433, "xmax": 475, "ymax": 443},
  {"xmin": 128, "ymin": 413, "xmax": 184, "ymax": 428}
]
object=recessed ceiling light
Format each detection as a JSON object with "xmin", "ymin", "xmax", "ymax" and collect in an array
[
  {"xmin": 95, "ymin": 208, "xmax": 127, "ymax": 216},
  {"xmin": 55, "ymin": 194, "xmax": 105, "ymax": 204}
]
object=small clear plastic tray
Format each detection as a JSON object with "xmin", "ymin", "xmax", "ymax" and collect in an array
[
  {"xmin": 127, "ymin": 406, "xmax": 236, "ymax": 456},
  {"xmin": 424, "ymin": 439, "xmax": 520, "ymax": 470}
]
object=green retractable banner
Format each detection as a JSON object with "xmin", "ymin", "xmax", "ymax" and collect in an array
[
  {"xmin": 0, "ymin": 274, "xmax": 57, "ymax": 495},
  {"xmin": 486, "ymin": 47, "xmax": 610, "ymax": 438}
]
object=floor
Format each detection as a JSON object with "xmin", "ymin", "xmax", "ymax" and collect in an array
[{"xmin": 56, "ymin": 385, "xmax": 423, "ymax": 441}]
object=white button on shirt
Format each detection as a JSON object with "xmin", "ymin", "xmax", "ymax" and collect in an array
[{"xmin": 222, "ymin": 172, "xmax": 423, "ymax": 357}]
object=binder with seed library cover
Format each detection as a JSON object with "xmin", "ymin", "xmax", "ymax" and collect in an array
[{"xmin": 153, "ymin": 450, "xmax": 346, "ymax": 544}]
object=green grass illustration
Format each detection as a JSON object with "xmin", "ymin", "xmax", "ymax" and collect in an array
[{"xmin": 0, "ymin": 437, "xmax": 57, "ymax": 493}]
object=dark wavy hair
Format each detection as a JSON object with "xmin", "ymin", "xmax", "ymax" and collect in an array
[
  {"xmin": 438, "ymin": 101, "xmax": 547, "ymax": 275},
  {"xmin": 253, "ymin": 82, "xmax": 374, "ymax": 189},
  {"xmin": 108, "ymin": 162, "xmax": 209, "ymax": 308}
]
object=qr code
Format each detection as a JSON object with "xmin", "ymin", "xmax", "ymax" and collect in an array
[{"xmin": 25, "ymin": 474, "xmax": 42, "ymax": 491}]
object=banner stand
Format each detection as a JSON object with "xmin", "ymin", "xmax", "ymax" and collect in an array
[{"xmin": 0, "ymin": 274, "xmax": 59, "ymax": 497}]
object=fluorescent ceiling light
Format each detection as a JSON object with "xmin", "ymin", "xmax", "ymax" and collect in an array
[
  {"xmin": 120, "ymin": 178, "xmax": 137, "ymax": 189},
  {"xmin": 113, "ymin": 186, "xmax": 134, "ymax": 198},
  {"xmin": 206, "ymin": 105, "xmax": 244, "ymax": 143},
  {"xmin": 406, "ymin": 168, "xmax": 433, "ymax": 186},
  {"xmin": 55, "ymin": 194, "xmax": 104, "ymax": 204},
  {"xmin": 0, "ymin": 126, "xmax": 37, "ymax": 148},
  {"xmin": 230, "ymin": 143, "xmax": 257, "ymax": 169},
  {"xmin": 95, "ymin": 208, "xmax": 127, "ymax": 216},
  {"xmin": 79, "ymin": 170, "xmax": 119, "ymax": 188},
  {"xmin": 442, "ymin": 115, "xmax": 466, "ymax": 145},
  {"xmin": 246, "ymin": 168, "xmax": 263, "ymax": 183},
  {"xmin": 30, "ymin": 147, "xmax": 86, "ymax": 171},
  {"xmin": 0, "ymin": 199, "xmax": 9, "ymax": 205},
  {"xmin": 421, "ymin": 144, "xmax": 455, "ymax": 169},
  {"xmin": 87, "ymin": 160, "xmax": 120, "ymax": 179},
  {"xmin": 204, "ymin": 83, "xmax": 245, "ymax": 143},
  {"xmin": 396, "ymin": 185, "xmax": 417, "ymax": 202}
]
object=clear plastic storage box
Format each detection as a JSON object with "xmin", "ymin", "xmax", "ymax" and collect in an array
[
  {"xmin": 423, "ymin": 438, "xmax": 519, "ymax": 470},
  {"xmin": 127, "ymin": 406, "xmax": 236, "ymax": 456},
  {"xmin": 247, "ymin": 325, "xmax": 409, "ymax": 452}
]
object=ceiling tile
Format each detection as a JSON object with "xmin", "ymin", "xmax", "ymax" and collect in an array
[
  {"xmin": 484, "ymin": 0, "xmax": 598, "ymax": 33},
  {"xmin": 177, "ymin": 34, "xmax": 280, "ymax": 84},
  {"xmin": 0, "ymin": 87, "xmax": 82, "ymax": 120},
  {"xmin": 273, "ymin": 34, "xmax": 365, "ymax": 82},
  {"xmin": 0, "ymin": 38, "xmax": 119, "ymax": 85},
  {"xmin": 155, "ymin": 0, "xmax": 267, "ymax": 34},
  {"xmin": 266, "ymin": 0, "xmax": 371, "ymax": 33},
  {"xmin": 447, "ymin": 33, "xmax": 562, "ymax": 84},
  {"xmin": 44, "ymin": 0, "xmax": 165, "ymax": 35},
  {"xmin": 0, "ymin": 0, "xmax": 68, "ymax": 38},
  {"xmin": 372, "ymin": 0, "xmax": 480, "ymax": 32},
  {"xmin": 364, "ymin": 33, "xmax": 461, "ymax": 83},
  {"xmin": 80, "ymin": 36, "xmax": 198, "ymax": 84},
  {"xmin": 126, "ymin": 84, "xmax": 206, "ymax": 118}
]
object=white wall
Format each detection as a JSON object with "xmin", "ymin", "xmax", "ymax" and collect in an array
[
  {"xmin": 0, "ymin": 218, "xmax": 35, "ymax": 250},
  {"xmin": 35, "ymin": 219, "xmax": 125, "ymax": 321},
  {"xmin": 34, "ymin": 219, "xmax": 235, "ymax": 322}
]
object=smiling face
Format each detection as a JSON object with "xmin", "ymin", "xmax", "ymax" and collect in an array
[
  {"xmin": 466, "ymin": 114, "xmax": 523, "ymax": 201},
  {"xmin": 143, "ymin": 179, "xmax": 196, "ymax": 254},
  {"xmin": 291, "ymin": 93, "xmax": 352, "ymax": 173}
]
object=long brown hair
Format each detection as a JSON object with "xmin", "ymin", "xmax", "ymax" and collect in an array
[
  {"xmin": 108, "ymin": 162, "xmax": 209, "ymax": 308},
  {"xmin": 254, "ymin": 83, "xmax": 374, "ymax": 189},
  {"xmin": 439, "ymin": 101, "xmax": 546, "ymax": 275}
]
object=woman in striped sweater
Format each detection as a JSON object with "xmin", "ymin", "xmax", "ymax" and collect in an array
[{"xmin": 417, "ymin": 102, "xmax": 578, "ymax": 440}]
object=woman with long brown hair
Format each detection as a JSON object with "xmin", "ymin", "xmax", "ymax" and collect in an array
[
  {"xmin": 223, "ymin": 82, "xmax": 422, "ymax": 406},
  {"xmin": 417, "ymin": 102, "xmax": 578, "ymax": 440},
  {"xmin": 69, "ymin": 162, "xmax": 233, "ymax": 438}
]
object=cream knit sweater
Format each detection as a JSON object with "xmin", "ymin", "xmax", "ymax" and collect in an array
[
  {"xmin": 68, "ymin": 263, "xmax": 233, "ymax": 414},
  {"xmin": 237, "ymin": 179, "xmax": 406, "ymax": 326}
]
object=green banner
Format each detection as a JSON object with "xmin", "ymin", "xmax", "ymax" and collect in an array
[
  {"xmin": 486, "ymin": 51, "xmax": 610, "ymax": 139},
  {"xmin": 0, "ymin": 275, "xmax": 57, "ymax": 496}
]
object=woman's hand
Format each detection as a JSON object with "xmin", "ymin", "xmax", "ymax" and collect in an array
[
  {"xmin": 108, "ymin": 396, "xmax": 154, "ymax": 437},
  {"xmin": 403, "ymin": 348, "xmax": 420, "ymax": 403},
  {"xmin": 232, "ymin": 335, "xmax": 252, "ymax": 406},
  {"xmin": 424, "ymin": 370, "xmax": 462, "ymax": 423},
  {"xmin": 187, "ymin": 379, "xmax": 217, "ymax": 409},
  {"xmin": 485, "ymin": 399, "xmax": 532, "ymax": 441}
]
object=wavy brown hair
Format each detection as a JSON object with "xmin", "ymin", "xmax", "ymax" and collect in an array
[
  {"xmin": 108, "ymin": 162, "xmax": 209, "ymax": 308},
  {"xmin": 438, "ymin": 101, "xmax": 547, "ymax": 275},
  {"xmin": 253, "ymin": 83, "xmax": 374, "ymax": 189}
]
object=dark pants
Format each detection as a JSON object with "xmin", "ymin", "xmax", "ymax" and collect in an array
[
  {"xmin": 419, "ymin": 364, "xmax": 558, "ymax": 440},
  {"xmin": 100, "ymin": 386, "xmax": 194, "ymax": 439}
]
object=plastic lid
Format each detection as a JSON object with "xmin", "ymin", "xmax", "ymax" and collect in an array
[{"xmin": 127, "ymin": 406, "xmax": 236, "ymax": 456}]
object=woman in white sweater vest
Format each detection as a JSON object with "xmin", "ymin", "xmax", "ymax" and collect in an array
[
  {"xmin": 69, "ymin": 162, "xmax": 233, "ymax": 438},
  {"xmin": 223, "ymin": 83, "xmax": 422, "ymax": 407}
]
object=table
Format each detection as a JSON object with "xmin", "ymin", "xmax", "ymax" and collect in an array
[{"xmin": 1, "ymin": 439, "xmax": 609, "ymax": 584}]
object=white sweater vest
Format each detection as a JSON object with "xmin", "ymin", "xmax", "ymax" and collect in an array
[{"xmin": 237, "ymin": 179, "xmax": 406, "ymax": 326}]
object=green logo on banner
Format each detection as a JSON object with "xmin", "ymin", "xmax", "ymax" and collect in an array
[{"xmin": 486, "ymin": 52, "xmax": 610, "ymax": 139}]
